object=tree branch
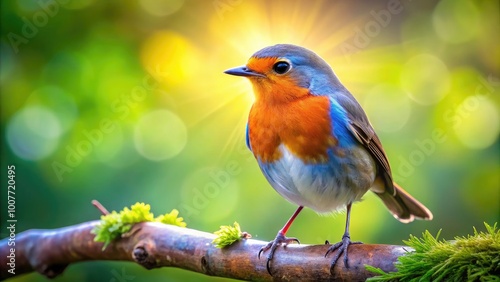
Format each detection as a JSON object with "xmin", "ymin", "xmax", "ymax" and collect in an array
[{"xmin": 0, "ymin": 221, "xmax": 408, "ymax": 281}]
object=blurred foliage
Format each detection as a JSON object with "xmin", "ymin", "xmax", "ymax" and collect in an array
[
  {"xmin": 366, "ymin": 222, "xmax": 500, "ymax": 281},
  {"xmin": 0, "ymin": 0, "xmax": 498, "ymax": 281},
  {"xmin": 92, "ymin": 203, "xmax": 186, "ymax": 249}
]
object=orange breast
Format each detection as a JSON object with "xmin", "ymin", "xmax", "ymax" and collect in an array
[{"xmin": 248, "ymin": 95, "xmax": 336, "ymax": 163}]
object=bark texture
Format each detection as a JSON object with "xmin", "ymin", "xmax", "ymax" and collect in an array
[{"xmin": 0, "ymin": 221, "xmax": 407, "ymax": 281}]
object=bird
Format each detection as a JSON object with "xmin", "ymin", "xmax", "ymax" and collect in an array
[{"xmin": 224, "ymin": 44, "xmax": 433, "ymax": 275}]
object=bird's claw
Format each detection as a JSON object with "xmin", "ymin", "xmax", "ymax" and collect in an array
[
  {"xmin": 325, "ymin": 234, "xmax": 362, "ymax": 273},
  {"xmin": 258, "ymin": 232, "xmax": 300, "ymax": 275}
]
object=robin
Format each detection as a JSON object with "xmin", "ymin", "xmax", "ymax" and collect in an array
[{"xmin": 224, "ymin": 44, "xmax": 433, "ymax": 274}]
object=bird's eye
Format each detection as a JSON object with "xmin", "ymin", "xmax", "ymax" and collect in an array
[{"xmin": 272, "ymin": 61, "xmax": 291, "ymax": 74}]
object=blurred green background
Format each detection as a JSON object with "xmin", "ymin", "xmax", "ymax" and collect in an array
[{"xmin": 1, "ymin": 0, "xmax": 498, "ymax": 281}]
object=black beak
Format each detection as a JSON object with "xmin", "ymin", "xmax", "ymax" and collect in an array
[{"xmin": 224, "ymin": 66, "xmax": 265, "ymax": 77}]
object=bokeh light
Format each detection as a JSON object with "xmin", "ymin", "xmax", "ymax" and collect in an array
[
  {"xmin": 1, "ymin": 1, "xmax": 498, "ymax": 281},
  {"xmin": 6, "ymin": 105, "xmax": 62, "ymax": 160},
  {"xmin": 140, "ymin": 31, "xmax": 200, "ymax": 87},
  {"xmin": 363, "ymin": 84, "xmax": 411, "ymax": 132},
  {"xmin": 134, "ymin": 110, "xmax": 187, "ymax": 161},
  {"xmin": 26, "ymin": 85, "xmax": 78, "ymax": 133},
  {"xmin": 433, "ymin": 0, "xmax": 479, "ymax": 44},
  {"xmin": 400, "ymin": 54, "xmax": 451, "ymax": 105},
  {"xmin": 453, "ymin": 97, "xmax": 499, "ymax": 150}
]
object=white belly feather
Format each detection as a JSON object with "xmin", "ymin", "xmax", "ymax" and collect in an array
[{"xmin": 259, "ymin": 144, "xmax": 376, "ymax": 213}]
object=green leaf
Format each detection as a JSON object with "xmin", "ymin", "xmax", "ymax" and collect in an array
[{"xmin": 364, "ymin": 265, "xmax": 387, "ymax": 275}]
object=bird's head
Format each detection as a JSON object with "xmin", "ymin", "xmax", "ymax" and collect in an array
[{"xmin": 225, "ymin": 44, "xmax": 342, "ymax": 104}]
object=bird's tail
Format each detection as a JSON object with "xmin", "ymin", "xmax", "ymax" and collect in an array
[{"xmin": 375, "ymin": 183, "xmax": 433, "ymax": 223}]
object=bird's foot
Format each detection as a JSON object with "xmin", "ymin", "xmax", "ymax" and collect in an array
[
  {"xmin": 258, "ymin": 232, "xmax": 300, "ymax": 275},
  {"xmin": 325, "ymin": 234, "xmax": 362, "ymax": 273}
]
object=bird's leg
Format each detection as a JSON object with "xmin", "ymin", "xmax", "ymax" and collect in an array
[
  {"xmin": 259, "ymin": 206, "xmax": 303, "ymax": 275},
  {"xmin": 325, "ymin": 203, "xmax": 362, "ymax": 273}
]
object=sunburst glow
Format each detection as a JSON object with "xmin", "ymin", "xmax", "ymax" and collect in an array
[{"xmin": 2, "ymin": 1, "xmax": 498, "ymax": 280}]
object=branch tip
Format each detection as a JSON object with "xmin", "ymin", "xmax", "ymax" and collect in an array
[{"xmin": 91, "ymin": 200, "xmax": 110, "ymax": 215}]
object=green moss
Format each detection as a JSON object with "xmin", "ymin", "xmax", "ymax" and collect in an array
[
  {"xmin": 366, "ymin": 222, "xmax": 500, "ymax": 282},
  {"xmin": 212, "ymin": 222, "xmax": 248, "ymax": 248},
  {"xmin": 156, "ymin": 209, "xmax": 187, "ymax": 227},
  {"xmin": 92, "ymin": 203, "xmax": 186, "ymax": 249}
]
